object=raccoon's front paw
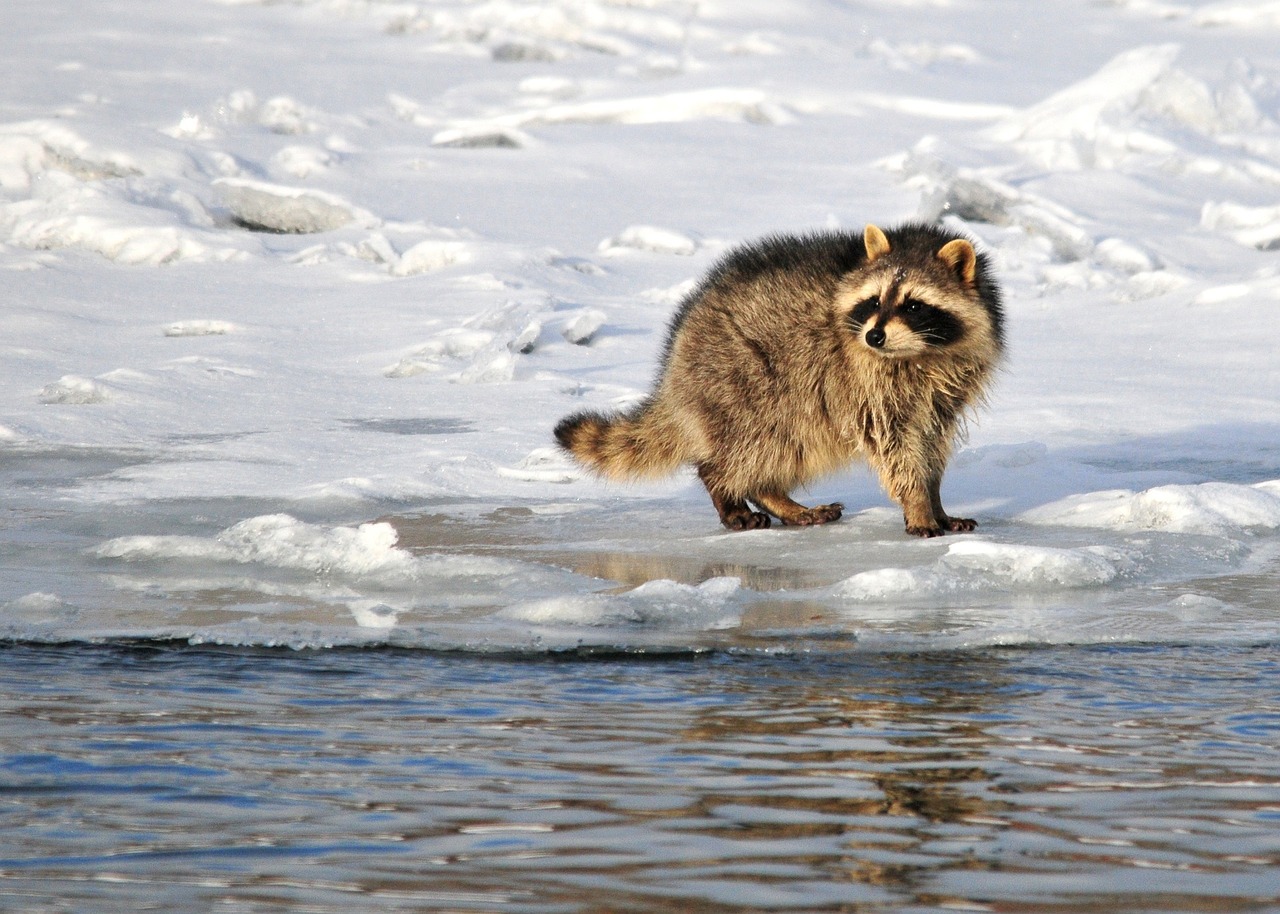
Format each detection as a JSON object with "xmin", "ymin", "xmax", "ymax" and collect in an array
[
  {"xmin": 905, "ymin": 523, "xmax": 945, "ymax": 538},
  {"xmin": 943, "ymin": 516, "xmax": 977, "ymax": 533},
  {"xmin": 784, "ymin": 503, "xmax": 844, "ymax": 526}
]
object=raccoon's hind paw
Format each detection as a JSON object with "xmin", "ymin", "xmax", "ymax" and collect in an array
[
  {"xmin": 783, "ymin": 503, "xmax": 844, "ymax": 527},
  {"xmin": 943, "ymin": 516, "xmax": 977, "ymax": 533}
]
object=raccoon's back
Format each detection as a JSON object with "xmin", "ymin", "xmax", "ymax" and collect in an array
[{"xmin": 660, "ymin": 231, "xmax": 871, "ymax": 364}]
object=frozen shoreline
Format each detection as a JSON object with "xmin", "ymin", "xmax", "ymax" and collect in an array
[{"xmin": 2, "ymin": 1, "xmax": 1280, "ymax": 649}]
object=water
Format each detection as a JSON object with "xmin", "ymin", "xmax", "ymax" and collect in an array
[{"xmin": 2, "ymin": 642, "xmax": 1277, "ymax": 913}]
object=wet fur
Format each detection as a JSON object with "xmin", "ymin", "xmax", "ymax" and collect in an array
[{"xmin": 554, "ymin": 222, "xmax": 1005, "ymax": 535}]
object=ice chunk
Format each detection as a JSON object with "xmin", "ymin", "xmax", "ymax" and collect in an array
[
  {"xmin": 214, "ymin": 178, "xmax": 368, "ymax": 234},
  {"xmin": 1022, "ymin": 481, "xmax": 1280, "ymax": 535},
  {"xmin": 832, "ymin": 541, "xmax": 1127, "ymax": 601},
  {"xmin": 562, "ymin": 309, "xmax": 606, "ymax": 345},
  {"xmin": 38, "ymin": 375, "xmax": 111, "ymax": 405},
  {"xmin": 431, "ymin": 127, "xmax": 530, "ymax": 149},
  {"xmin": 991, "ymin": 44, "xmax": 1181, "ymax": 144},
  {"xmin": 391, "ymin": 239, "xmax": 471, "ymax": 275},
  {"xmin": 497, "ymin": 447, "xmax": 579, "ymax": 483},
  {"xmin": 507, "ymin": 319, "xmax": 542, "ymax": 354},
  {"xmin": 941, "ymin": 541, "xmax": 1123, "ymax": 587},
  {"xmin": 456, "ymin": 350, "xmax": 516, "ymax": 384},
  {"xmin": 97, "ymin": 514, "xmax": 417, "ymax": 578},
  {"xmin": 501, "ymin": 577, "xmax": 741, "ymax": 629}
]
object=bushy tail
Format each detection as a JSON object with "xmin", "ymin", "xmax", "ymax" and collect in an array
[{"xmin": 554, "ymin": 402, "xmax": 688, "ymax": 480}]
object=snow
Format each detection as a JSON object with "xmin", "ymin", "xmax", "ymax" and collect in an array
[
  {"xmin": 1021, "ymin": 481, "xmax": 1280, "ymax": 536},
  {"xmin": 2, "ymin": 0, "xmax": 1280, "ymax": 651},
  {"xmin": 96, "ymin": 515, "xmax": 417, "ymax": 578}
]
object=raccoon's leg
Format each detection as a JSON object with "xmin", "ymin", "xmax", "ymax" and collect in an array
[
  {"xmin": 698, "ymin": 464, "xmax": 771, "ymax": 530},
  {"xmin": 901, "ymin": 490, "xmax": 946, "ymax": 538},
  {"xmin": 868, "ymin": 450, "xmax": 946, "ymax": 537},
  {"xmin": 928, "ymin": 477, "xmax": 976, "ymax": 533},
  {"xmin": 751, "ymin": 490, "xmax": 843, "ymax": 527}
]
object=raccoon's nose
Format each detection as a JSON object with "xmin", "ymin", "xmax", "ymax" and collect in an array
[{"xmin": 865, "ymin": 327, "xmax": 886, "ymax": 348}]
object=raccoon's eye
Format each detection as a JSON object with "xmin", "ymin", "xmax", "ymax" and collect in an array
[
  {"xmin": 848, "ymin": 297, "xmax": 880, "ymax": 327},
  {"xmin": 901, "ymin": 298, "xmax": 923, "ymax": 314}
]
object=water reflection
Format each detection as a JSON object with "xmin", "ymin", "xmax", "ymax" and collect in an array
[{"xmin": 384, "ymin": 506, "xmax": 853, "ymax": 592}]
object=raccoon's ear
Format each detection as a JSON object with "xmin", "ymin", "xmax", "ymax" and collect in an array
[
  {"xmin": 864, "ymin": 224, "xmax": 891, "ymax": 262},
  {"xmin": 937, "ymin": 238, "xmax": 977, "ymax": 286}
]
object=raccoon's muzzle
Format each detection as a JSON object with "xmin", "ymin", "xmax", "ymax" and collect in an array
[{"xmin": 865, "ymin": 326, "xmax": 887, "ymax": 348}]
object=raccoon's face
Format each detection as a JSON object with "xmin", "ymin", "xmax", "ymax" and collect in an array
[
  {"xmin": 838, "ymin": 225, "xmax": 998, "ymax": 361},
  {"xmin": 845, "ymin": 290, "xmax": 966, "ymax": 358}
]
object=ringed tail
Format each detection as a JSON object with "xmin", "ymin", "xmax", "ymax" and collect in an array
[{"xmin": 554, "ymin": 402, "xmax": 686, "ymax": 480}]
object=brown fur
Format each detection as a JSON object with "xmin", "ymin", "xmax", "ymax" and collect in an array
[{"xmin": 554, "ymin": 222, "xmax": 1005, "ymax": 534}]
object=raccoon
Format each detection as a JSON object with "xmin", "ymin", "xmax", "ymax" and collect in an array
[{"xmin": 555, "ymin": 222, "xmax": 1004, "ymax": 536}]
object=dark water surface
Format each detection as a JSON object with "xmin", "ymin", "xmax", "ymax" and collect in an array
[{"xmin": 1, "ymin": 642, "xmax": 1277, "ymax": 913}]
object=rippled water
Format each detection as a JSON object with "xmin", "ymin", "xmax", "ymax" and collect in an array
[{"xmin": 2, "ymin": 642, "xmax": 1277, "ymax": 912}]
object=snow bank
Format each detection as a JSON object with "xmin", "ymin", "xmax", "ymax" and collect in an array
[
  {"xmin": 4, "ymin": 175, "xmax": 226, "ymax": 265},
  {"xmin": 1022, "ymin": 481, "xmax": 1280, "ymax": 536},
  {"xmin": 1201, "ymin": 201, "xmax": 1280, "ymax": 250},
  {"xmin": 985, "ymin": 44, "xmax": 1263, "ymax": 171},
  {"xmin": 0, "ymin": 121, "xmax": 140, "ymax": 190}
]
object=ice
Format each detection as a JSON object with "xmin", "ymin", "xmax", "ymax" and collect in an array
[
  {"xmin": 988, "ymin": 44, "xmax": 1187, "ymax": 168},
  {"xmin": 37, "ymin": 375, "xmax": 111, "ymax": 405},
  {"xmin": 3, "ymin": 0, "xmax": 1280, "ymax": 651},
  {"xmin": 832, "ymin": 541, "xmax": 1129, "ymax": 602},
  {"xmin": 1022, "ymin": 481, "xmax": 1280, "ymax": 536},
  {"xmin": 97, "ymin": 515, "xmax": 419, "ymax": 579},
  {"xmin": 214, "ymin": 178, "xmax": 370, "ymax": 235},
  {"xmin": 561, "ymin": 309, "xmax": 607, "ymax": 345},
  {"xmin": 391, "ymin": 239, "xmax": 472, "ymax": 276},
  {"xmin": 501, "ymin": 577, "xmax": 742, "ymax": 629}
]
